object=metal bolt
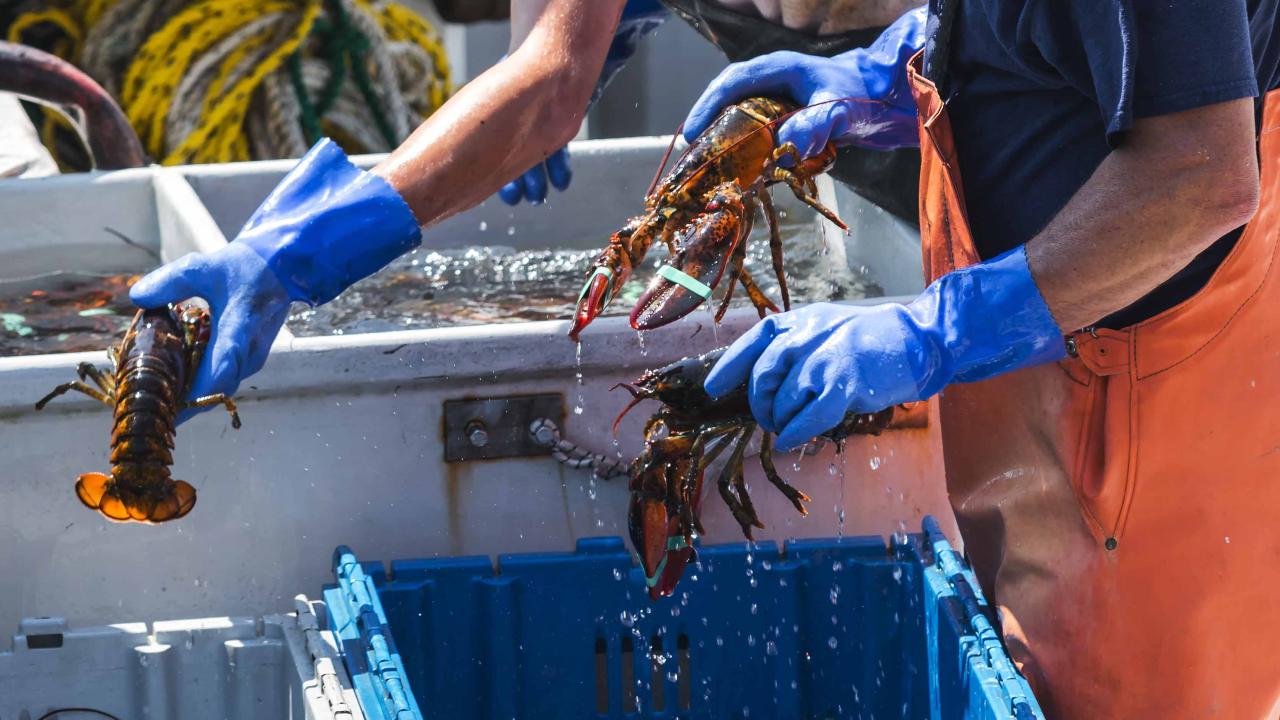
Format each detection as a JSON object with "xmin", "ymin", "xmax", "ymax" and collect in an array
[
  {"xmin": 465, "ymin": 420, "xmax": 489, "ymax": 448},
  {"xmin": 1104, "ymin": 537, "xmax": 1118, "ymax": 551},
  {"xmin": 530, "ymin": 419, "xmax": 557, "ymax": 447}
]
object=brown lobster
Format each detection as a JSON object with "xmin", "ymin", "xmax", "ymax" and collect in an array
[
  {"xmin": 568, "ymin": 97, "xmax": 847, "ymax": 340},
  {"xmin": 35, "ymin": 303, "xmax": 240, "ymax": 523},
  {"xmin": 615, "ymin": 347, "xmax": 895, "ymax": 599}
]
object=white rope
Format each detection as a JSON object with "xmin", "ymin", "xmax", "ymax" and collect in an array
[{"xmin": 528, "ymin": 418, "xmax": 631, "ymax": 480}]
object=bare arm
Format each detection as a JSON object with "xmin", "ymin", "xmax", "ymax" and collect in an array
[
  {"xmin": 372, "ymin": 0, "xmax": 624, "ymax": 227},
  {"xmin": 1027, "ymin": 98, "xmax": 1260, "ymax": 331}
]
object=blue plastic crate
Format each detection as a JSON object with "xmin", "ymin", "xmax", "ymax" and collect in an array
[{"xmin": 323, "ymin": 517, "xmax": 1043, "ymax": 720}]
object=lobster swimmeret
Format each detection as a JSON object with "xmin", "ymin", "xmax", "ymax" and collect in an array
[
  {"xmin": 35, "ymin": 303, "xmax": 240, "ymax": 523},
  {"xmin": 616, "ymin": 348, "xmax": 895, "ymax": 599},
  {"xmin": 568, "ymin": 97, "xmax": 848, "ymax": 340}
]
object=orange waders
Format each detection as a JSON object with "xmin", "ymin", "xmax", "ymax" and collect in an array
[{"xmin": 909, "ymin": 52, "xmax": 1280, "ymax": 717}]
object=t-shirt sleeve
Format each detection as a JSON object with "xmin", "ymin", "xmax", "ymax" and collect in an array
[{"xmin": 1020, "ymin": 0, "xmax": 1257, "ymax": 144}]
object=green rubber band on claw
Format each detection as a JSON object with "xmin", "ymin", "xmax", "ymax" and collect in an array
[
  {"xmin": 643, "ymin": 535, "xmax": 691, "ymax": 588},
  {"xmin": 577, "ymin": 266, "xmax": 616, "ymax": 305},
  {"xmin": 658, "ymin": 265, "xmax": 713, "ymax": 299}
]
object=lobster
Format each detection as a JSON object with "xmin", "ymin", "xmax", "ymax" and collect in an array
[
  {"xmin": 34, "ymin": 303, "xmax": 240, "ymax": 523},
  {"xmin": 567, "ymin": 97, "xmax": 848, "ymax": 340},
  {"xmin": 616, "ymin": 347, "xmax": 895, "ymax": 599}
]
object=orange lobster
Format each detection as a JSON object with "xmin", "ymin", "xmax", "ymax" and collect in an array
[{"xmin": 567, "ymin": 97, "xmax": 847, "ymax": 340}]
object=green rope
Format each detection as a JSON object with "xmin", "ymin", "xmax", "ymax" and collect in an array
[
  {"xmin": 288, "ymin": 0, "xmax": 398, "ymax": 150},
  {"xmin": 286, "ymin": 52, "xmax": 322, "ymax": 145}
]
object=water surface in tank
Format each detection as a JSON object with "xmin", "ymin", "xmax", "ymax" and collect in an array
[
  {"xmin": 0, "ymin": 272, "xmax": 142, "ymax": 357},
  {"xmin": 287, "ymin": 212, "xmax": 880, "ymax": 336}
]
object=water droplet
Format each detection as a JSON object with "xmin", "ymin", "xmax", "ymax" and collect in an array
[
  {"xmin": 869, "ymin": 456, "xmax": 882, "ymax": 471},
  {"xmin": 829, "ymin": 586, "xmax": 840, "ymax": 605},
  {"xmin": 747, "ymin": 634, "xmax": 756, "ymax": 647},
  {"xmin": 613, "ymin": 568, "xmax": 623, "ymax": 581},
  {"xmin": 573, "ymin": 406, "xmax": 583, "ymax": 415},
  {"xmin": 828, "ymin": 462, "xmax": 837, "ymax": 475},
  {"xmin": 750, "ymin": 603, "xmax": 758, "ymax": 615},
  {"xmin": 620, "ymin": 611, "xmax": 634, "ymax": 627},
  {"xmin": 478, "ymin": 221, "xmax": 487, "ymax": 231},
  {"xmin": 828, "ymin": 637, "xmax": 839, "ymax": 649},
  {"xmin": 506, "ymin": 226, "xmax": 515, "ymax": 236},
  {"xmin": 766, "ymin": 641, "xmax": 778, "ymax": 656},
  {"xmin": 716, "ymin": 636, "xmax": 724, "ymax": 647},
  {"xmin": 892, "ymin": 567, "xmax": 903, "ymax": 582}
]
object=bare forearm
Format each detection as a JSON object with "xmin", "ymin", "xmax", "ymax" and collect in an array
[
  {"xmin": 1026, "ymin": 98, "xmax": 1260, "ymax": 332},
  {"xmin": 372, "ymin": 0, "xmax": 623, "ymax": 228}
]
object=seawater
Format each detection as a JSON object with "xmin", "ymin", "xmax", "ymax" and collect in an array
[{"xmin": 288, "ymin": 215, "xmax": 880, "ymax": 336}]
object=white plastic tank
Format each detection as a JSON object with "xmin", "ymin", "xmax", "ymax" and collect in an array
[{"xmin": 0, "ymin": 138, "xmax": 953, "ymax": 635}]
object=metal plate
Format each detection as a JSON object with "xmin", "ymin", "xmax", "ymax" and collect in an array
[{"xmin": 443, "ymin": 393, "xmax": 565, "ymax": 462}]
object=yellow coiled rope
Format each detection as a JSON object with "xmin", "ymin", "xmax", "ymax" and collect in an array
[{"xmin": 5, "ymin": 0, "xmax": 451, "ymax": 166}]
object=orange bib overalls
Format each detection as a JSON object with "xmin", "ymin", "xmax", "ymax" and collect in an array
[{"xmin": 909, "ymin": 50, "xmax": 1280, "ymax": 717}]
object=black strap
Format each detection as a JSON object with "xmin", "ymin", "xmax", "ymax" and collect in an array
[
  {"xmin": 658, "ymin": 0, "xmax": 884, "ymax": 62},
  {"xmin": 924, "ymin": 0, "xmax": 961, "ymax": 95}
]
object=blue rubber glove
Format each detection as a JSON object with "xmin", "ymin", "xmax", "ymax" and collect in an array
[
  {"xmin": 683, "ymin": 7, "xmax": 926, "ymax": 157},
  {"xmin": 705, "ymin": 247, "xmax": 1068, "ymax": 451},
  {"xmin": 497, "ymin": 0, "xmax": 667, "ymax": 206},
  {"xmin": 131, "ymin": 139, "xmax": 421, "ymax": 420},
  {"xmin": 498, "ymin": 147, "xmax": 572, "ymax": 205}
]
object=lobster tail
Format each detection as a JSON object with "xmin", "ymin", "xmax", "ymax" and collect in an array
[{"xmin": 75, "ymin": 472, "xmax": 196, "ymax": 523}]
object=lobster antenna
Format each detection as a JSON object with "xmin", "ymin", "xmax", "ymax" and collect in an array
[
  {"xmin": 647, "ymin": 122, "xmax": 685, "ymax": 198},
  {"xmin": 610, "ymin": 383, "xmax": 648, "ymax": 436}
]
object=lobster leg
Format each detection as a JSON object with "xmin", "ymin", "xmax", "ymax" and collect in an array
[
  {"xmin": 77, "ymin": 362, "xmax": 115, "ymax": 394},
  {"xmin": 760, "ymin": 433, "xmax": 811, "ymax": 515},
  {"xmin": 738, "ymin": 267, "xmax": 780, "ymax": 318},
  {"xmin": 757, "ymin": 188, "xmax": 791, "ymax": 311},
  {"xmin": 35, "ymin": 381, "xmax": 112, "ymax": 409},
  {"xmin": 713, "ymin": 191, "xmax": 759, "ymax": 321},
  {"xmin": 678, "ymin": 421, "xmax": 743, "ymax": 540},
  {"xmin": 772, "ymin": 166, "xmax": 848, "ymax": 231},
  {"xmin": 716, "ymin": 425, "xmax": 765, "ymax": 539},
  {"xmin": 184, "ymin": 394, "xmax": 242, "ymax": 429},
  {"xmin": 732, "ymin": 463, "xmax": 764, "ymax": 534}
]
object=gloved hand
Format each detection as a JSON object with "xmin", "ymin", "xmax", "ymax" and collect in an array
[
  {"xmin": 498, "ymin": 147, "xmax": 572, "ymax": 205},
  {"xmin": 131, "ymin": 138, "xmax": 421, "ymax": 420},
  {"xmin": 682, "ymin": 7, "xmax": 926, "ymax": 157},
  {"xmin": 704, "ymin": 247, "xmax": 1068, "ymax": 450},
  {"xmin": 495, "ymin": 0, "xmax": 667, "ymax": 206}
]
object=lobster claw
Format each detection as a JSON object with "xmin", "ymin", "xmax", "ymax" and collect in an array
[
  {"xmin": 569, "ymin": 263, "xmax": 621, "ymax": 342},
  {"xmin": 569, "ymin": 217, "xmax": 648, "ymax": 341},
  {"xmin": 629, "ymin": 491, "xmax": 698, "ymax": 600},
  {"xmin": 631, "ymin": 184, "xmax": 745, "ymax": 331}
]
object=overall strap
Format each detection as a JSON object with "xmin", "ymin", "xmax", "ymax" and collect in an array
[{"xmin": 924, "ymin": 0, "xmax": 961, "ymax": 97}]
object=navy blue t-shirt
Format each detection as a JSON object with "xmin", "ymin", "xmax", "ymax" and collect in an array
[{"xmin": 944, "ymin": 0, "xmax": 1280, "ymax": 328}]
